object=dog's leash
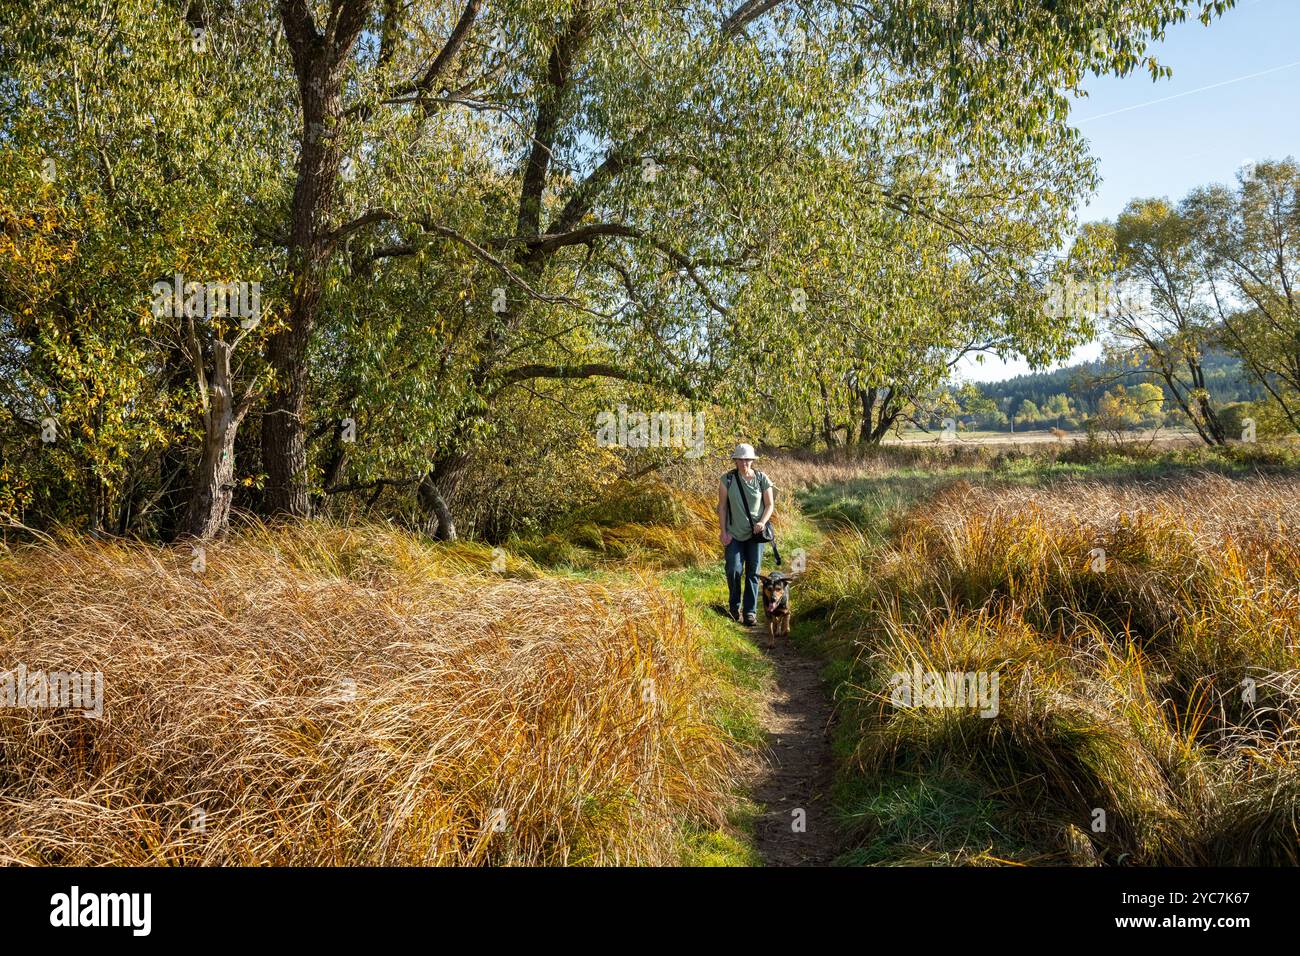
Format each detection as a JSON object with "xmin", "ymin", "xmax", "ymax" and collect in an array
[{"xmin": 726, "ymin": 469, "xmax": 782, "ymax": 566}]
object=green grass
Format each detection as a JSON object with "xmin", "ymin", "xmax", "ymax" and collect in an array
[
  {"xmin": 797, "ymin": 447, "xmax": 1300, "ymax": 541},
  {"xmin": 835, "ymin": 769, "xmax": 1048, "ymax": 866},
  {"xmin": 799, "ymin": 466, "xmax": 984, "ymax": 537},
  {"xmin": 679, "ymin": 801, "xmax": 764, "ymax": 866},
  {"xmin": 660, "ymin": 565, "xmax": 773, "ymax": 865},
  {"xmin": 662, "ymin": 566, "xmax": 771, "ymax": 748}
]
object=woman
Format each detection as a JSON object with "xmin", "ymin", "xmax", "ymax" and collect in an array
[{"xmin": 717, "ymin": 443, "xmax": 775, "ymax": 625}]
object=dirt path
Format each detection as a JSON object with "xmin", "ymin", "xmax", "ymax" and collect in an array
[{"xmin": 748, "ymin": 620, "xmax": 840, "ymax": 866}]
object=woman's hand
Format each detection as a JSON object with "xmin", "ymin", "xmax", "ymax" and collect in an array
[
  {"xmin": 752, "ymin": 521, "xmax": 766, "ymax": 535},
  {"xmin": 720, "ymin": 530, "xmax": 733, "ymax": 546}
]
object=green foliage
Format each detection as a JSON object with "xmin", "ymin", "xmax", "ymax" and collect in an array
[
  {"xmin": 1186, "ymin": 158, "xmax": 1300, "ymax": 432},
  {"xmin": 0, "ymin": 0, "xmax": 1246, "ymax": 537}
]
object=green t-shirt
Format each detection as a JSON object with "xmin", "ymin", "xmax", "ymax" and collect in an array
[{"xmin": 722, "ymin": 469, "xmax": 773, "ymax": 541}]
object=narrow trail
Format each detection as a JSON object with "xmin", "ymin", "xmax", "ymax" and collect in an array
[{"xmin": 747, "ymin": 618, "xmax": 841, "ymax": 866}]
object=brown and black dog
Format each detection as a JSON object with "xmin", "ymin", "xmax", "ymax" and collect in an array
[{"xmin": 758, "ymin": 573, "xmax": 794, "ymax": 640}]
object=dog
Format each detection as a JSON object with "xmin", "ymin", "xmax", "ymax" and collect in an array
[{"xmin": 758, "ymin": 573, "xmax": 794, "ymax": 640}]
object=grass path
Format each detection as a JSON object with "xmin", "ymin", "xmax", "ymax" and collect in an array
[{"xmin": 664, "ymin": 498, "xmax": 843, "ymax": 866}]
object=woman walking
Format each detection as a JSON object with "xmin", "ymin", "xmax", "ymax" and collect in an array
[{"xmin": 718, "ymin": 443, "xmax": 775, "ymax": 625}]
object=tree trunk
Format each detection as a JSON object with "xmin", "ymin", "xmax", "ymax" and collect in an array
[
  {"xmin": 858, "ymin": 385, "xmax": 902, "ymax": 445},
  {"xmin": 154, "ymin": 347, "xmax": 194, "ymax": 540},
  {"xmin": 261, "ymin": 151, "xmax": 330, "ymax": 519},
  {"xmin": 313, "ymin": 419, "xmax": 351, "ymax": 516},
  {"xmin": 261, "ymin": 326, "xmax": 314, "ymax": 518},
  {"xmin": 421, "ymin": 447, "xmax": 467, "ymax": 538},
  {"xmin": 858, "ymin": 386, "xmax": 876, "ymax": 445},
  {"xmin": 816, "ymin": 375, "xmax": 838, "ymax": 449},
  {"xmin": 186, "ymin": 341, "xmax": 241, "ymax": 540},
  {"xmin": 418, "ymin": 471, "xmax": 457, "ymax": 541},
  {"xmin": 263, "ymin": 2, "xmax": 369, "ymax": 518},
  {"xmin": 1188, "ymin": 360, "xmax": 1227, "ymax": 445}
]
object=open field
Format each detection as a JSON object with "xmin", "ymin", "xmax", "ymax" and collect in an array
[
  {"xmin": 886, "ymin": 427, "xmax": 1206, "ymax": 447},
  {"xmin": 2, "ymin": 442, "xmax": 1298, "ymax": 867}
]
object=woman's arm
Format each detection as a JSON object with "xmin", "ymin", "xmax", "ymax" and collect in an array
[{"xmin": 755, "ymin": 487, "xmax": 775, "ymax": 532}]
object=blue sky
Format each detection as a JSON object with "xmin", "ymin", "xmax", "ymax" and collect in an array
[{"xmin": 959, "ymin": 0, "xmax": 1300, "ymax": 383}]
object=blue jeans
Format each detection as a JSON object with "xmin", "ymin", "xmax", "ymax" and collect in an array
[{"xmin": 725, "ymin": 537, "xmax": 765, "ymax": 618}]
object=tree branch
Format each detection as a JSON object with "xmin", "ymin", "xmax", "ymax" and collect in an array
[
  {"xmin": 490, "ymin": 362, "xmax": 697, "ymax": 400},
  {"xmin": 322, "ymin": 208, "xmax": 397, "ymax": 246},
  {"xmin": 414, "ymin": 0, "xmax": 482, "ymax": 101},
  {"xmin": 517, "ymin": 7, "xmax": 593, "ymax": 242},
  {"xmin": 721, "ymin": 0, "xmax": 788, "ymax": 37}
]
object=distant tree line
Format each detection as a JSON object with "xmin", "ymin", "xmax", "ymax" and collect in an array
[{"xmin": 957, "ymin": 347, "xmax": 1267, "ymax": 434}]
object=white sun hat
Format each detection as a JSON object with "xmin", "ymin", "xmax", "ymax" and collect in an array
[{"xmin": 730, "ymin": 443, "xmax": 758, "ymax": 460}]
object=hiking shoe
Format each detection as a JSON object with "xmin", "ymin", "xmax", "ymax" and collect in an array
[
  {"xmin": 744, "ymin": 613, "xmax": 758, "ymax": 626},
  {"xmin": 729, "ymin": 607, "xmax": 741, "ymax": 622}
]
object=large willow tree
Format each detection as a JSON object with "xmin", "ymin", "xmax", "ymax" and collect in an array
[{"xmin": 0, "ymin": 0, "xmax": 1237, "ymax": 537}]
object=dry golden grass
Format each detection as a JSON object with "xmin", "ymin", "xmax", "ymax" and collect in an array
[
  {"xmin": 0, "ymin": 522, "xmax": 745, "ymax": 865},
  {"xmin": 922, "ymin": 472, "xmax": 1300, "ymax": 554},
  {"xmin": 800, "ymin": 468, "xmax": 1300, "ymax": 865},
  {"xmin": 515, "ymin": 479, "xmax": 720, "ymax": 570},
  {"xmin": 759, "ymin": 445, "xmax": 993, "ymax": 493}
]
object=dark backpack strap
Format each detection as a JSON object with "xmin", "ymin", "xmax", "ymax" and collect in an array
[
  {"xmin": 732, "ymin": 469, "xmax": 759, "ymax": 523},
  {"xmin": 724, "ymin": 470, "xmax": 736, "ymax": 531}
]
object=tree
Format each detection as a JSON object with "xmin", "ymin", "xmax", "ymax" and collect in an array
[
  {"xmin": 1129, "ymin": 381, "xmax": 1167, "ymax": 428},
  {"xmin": 1016, "ymin": 399, "xmax": 1043, "ymax": 428},
  {"xmin": 1186, "ymin": 158, "xmax": 1300, "ymax": 433},
  {"xmin": 0, "ymin": 2, "xmax": 278, "ymax": 537},
  {"xmin": 318, "ymin": 0, "xmax": 1236, "ymax": 505},
  {"xmin": 1093, "ymin": 383, "xmax": 1163, "ymax": 441},
  {"xmin": 0, "ymin": 0, "xmax": 1243, "ymax": 539},
  {"xmin": 260, "ymin": 0, "xmax": 378, "ymax": 518},
  {"xmin": 1043, "ymin": 392, "xmax": 1075, "ymax": 427},
  {"xmin": 1095, "ymin": 387, "xmax": 1138, "ymax": 440},
  {"xmin": 957, "ymin": 384, "xmax": 1007, "ymax": 431},
  {"xmin": 1104, "ymin": 199, "xmax": 1226, "ymax": 444}
]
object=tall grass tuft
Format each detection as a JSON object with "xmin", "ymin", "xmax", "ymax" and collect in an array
[
  {"xmin": 0, "ymin": 522, "xmax": 746, "ymax": 865},
  {"xmin": 512, "ymin": 479, "xmax": 721, "ymax": 570},
  {"xmin": 800, "ymin": 471, "xmax": 1300, "ymax": 865}
]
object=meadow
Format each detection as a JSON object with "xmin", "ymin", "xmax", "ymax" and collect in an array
[
  {"xmin": 4, "ymin": 0, "xmax": 1297, "ymax": 878},
  {"xmin": 779, "ymin": 442, "xmax": 1300, "ymax": 865},
  {"xmin": 2, "ymin": 440, "xmax": 1298, "ymax": 865}
]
